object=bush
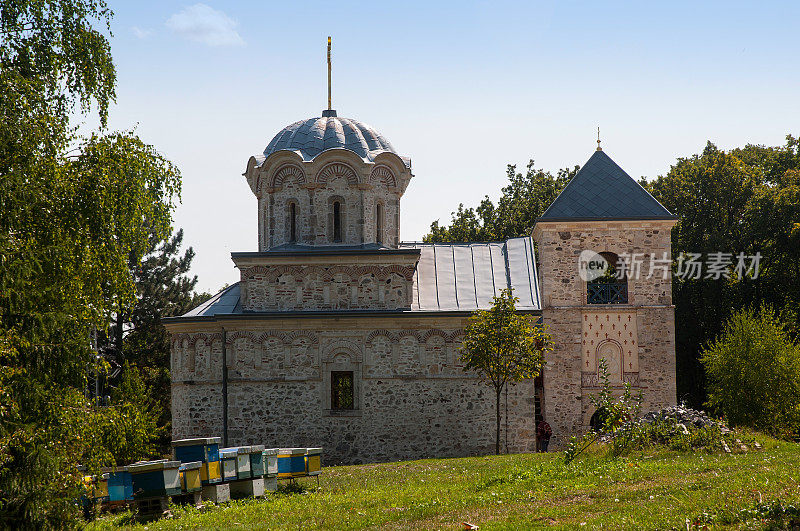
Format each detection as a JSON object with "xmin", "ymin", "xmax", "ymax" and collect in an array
[
  {"xmin": 625, "ymin": 416, "xmax": 745, "ymax": 453},
  {"xmin": 701, "ymin": 306, "xmax": 800, "ymax": 439}
]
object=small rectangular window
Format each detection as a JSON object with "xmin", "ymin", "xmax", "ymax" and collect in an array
[
  {"xmin": 376, "ymin": 203, "xmax": 384, "ymax": 244},
  {"xmin": 331, "ymin": 371, "xmax": 354, "ymax": 410},
  {"xmin": 289, "ymin": 203, "xmax": 297, "ymax": 242},
  {"xmin": 333, "ymin": 201, "xmax": 342, "ymax": 242}
]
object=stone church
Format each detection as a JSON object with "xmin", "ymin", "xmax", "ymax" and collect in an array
[{"xmin": 164, "ymin": 107, "xmax": 678, "ymax": 464}]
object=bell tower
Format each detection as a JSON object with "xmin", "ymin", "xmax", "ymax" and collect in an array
[{"xmin": 533, "ymin": 147, "xmax": 678, "ymax": 447}]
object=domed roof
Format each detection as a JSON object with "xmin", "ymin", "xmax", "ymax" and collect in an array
[{"xmin": 262, "ymin": 111, "xmax": 410, "ymax": 167}]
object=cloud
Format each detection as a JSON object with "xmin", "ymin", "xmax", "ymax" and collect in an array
[
  {"xmin": 166, "ymin": 4, "xmax": 245, "ymax": 47},
  {"xmin": 131, "ymin": 26, "xmax": 152, "ymax": 39}
]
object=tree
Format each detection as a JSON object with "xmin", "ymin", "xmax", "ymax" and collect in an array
[
  {"xmin": 701, "ymin": 305, "xmax": 800, "ymax": 439},
  {"xmin": 0, "ymin": 1, "xmax": 183, "ymax": 524},
  {"xmin": 424, "ymin": 160, "xmax": 576, "ymax": 243},
  {"xmin": 646, "ymin": 139, "xmax": 800, "ymax": 406},
  {"xmin": 103, "ymin": 229, "xmax": 211, "ymax": 453},
  {"xmin": 460, "ymin": 289, "xmax": 552, "ymax": 454}
]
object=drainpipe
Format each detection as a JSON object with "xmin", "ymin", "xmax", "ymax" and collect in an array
[{"xmin": 221, "ymin": 327, "xmax": 228, "ymax": 447}]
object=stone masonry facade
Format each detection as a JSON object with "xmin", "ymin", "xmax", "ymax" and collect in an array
[
  {"xmin": 170, "ymin": 316, "xmax": 536, "ymax": 464},
  {"xmin": 533, "ymin": 220, "xmax": 678, "ymax": 448},
  {"xmin": 244, "ymin": 150, "xmax": 410, "ymax": 251},
  {"xmin": 166, "ymin": 111, "xmax": 679, "ymax": 464}
]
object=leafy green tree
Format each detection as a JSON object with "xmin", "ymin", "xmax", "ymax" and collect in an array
[
  {"xmin": 701, "ymin": 305, "xmax": 800, "ymax": 438},
  {"xmin": 425, "ymin": 161, "xmax": 576, "ymax": 242},
  {"xmin": 461, "ymin": 289, "xmax": 552, "ymax": 454},
  {"xmin": 647, "ymin": 139, "xmax": 800, "ymax": 405},
  {"xmin": 0, "ymin": 0, "xmax": 183, "ymax": 524},
  {"xmin": 98, "ymin": 363, "xmax": 165, "ymax": 465}
]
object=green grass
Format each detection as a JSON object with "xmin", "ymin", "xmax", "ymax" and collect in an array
[{"xmin": 89, "ymin": 433, "xmax": 800, "ymax": 530}]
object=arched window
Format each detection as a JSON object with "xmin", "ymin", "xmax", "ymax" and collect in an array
[
  {"xmin": 375, "ymin": 203, "xmax": 384, "ymax": 244},
  {"xmin": 333, "ymin": 201, "xmax": 342, "ymax": 242},
  {"xmin": 587, "ymin": 252, "xmax": 628, "ymax": 304},
  {"xmin": 289, "ymin": 202, "xmax": 297, "ymax": 243}
]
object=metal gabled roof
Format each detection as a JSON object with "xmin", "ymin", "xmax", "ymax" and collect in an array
[
  {"xmin": 181, "ymin": 283, "xmax": 241, "ymax": 317},
  {"xmin": 399, "ymin": 237, "xmax": 540, "ymax": 312},
  {"xmin": 538, "ymin": 150, "xmax": 675, "ymax": 221}
]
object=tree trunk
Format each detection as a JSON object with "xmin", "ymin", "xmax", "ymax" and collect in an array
[
  {"xmin": 115, "ymin": 309, "xmax": 124, "ymax": 363},
  {"xmin": 495, "ymin": 387, "xmax": 502, "ymax": 455}
]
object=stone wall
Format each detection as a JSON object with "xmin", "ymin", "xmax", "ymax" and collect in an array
[
  {"xmin": 170, "ymin": 317, "xmax": 537, "ymax": 464},
  {"xmin": 238, "ymin": 264, "xmax": 415, "ymax": 311},
  {"xmin": 534, "ymin": 220, "xmax": 678, "ymax": 448},
  {"xmin": 533, "ymin": 220, "xmax": 674, "ymax": 308},
  {"xmin": 246, "ymin": 152, "xmax": 408, "ymax": 250}
]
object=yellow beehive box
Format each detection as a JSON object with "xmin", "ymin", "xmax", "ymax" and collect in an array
[
  {"xmin": 180, "ymin": 461, "xmax": 202, "ymax": 493},
  {"xmin": 305, "ymin": 448, "xmax": 322, "ymax": 476}
]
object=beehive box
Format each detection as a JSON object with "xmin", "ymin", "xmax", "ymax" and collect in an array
[
  {"xmin": 103, "ymin": 466, "xmax": 133, "ymax": 503},
  {"xmin": 220, "ymin": 448, "xmax": 238, "ymax": 482},
  {"xmin": 172, "ymin": 437, "xmax": 222, "ymax": 485},
  {"xmin": 305, "ymin": 447, "xmax": 322, "ymax": 476},
  {"xmin": 129, "ymin": 460, "xmax": 181, "ymax": 498},
  {"xmin": 249, "ymin": 445, "xmax": 265, "ymax": 477},
  {"xmin": 235, "ymin": 446, "xmax": 252, "ymax": 480},
  {"xmin": 85, "ymin": 474, "xmax": 109, "ymax": 502},
  {"xmin": 277, "ymin": 448, "xmax": 306, "ymax": 478},
  {"xmin": 263, "ymin": 448, "xmax": 279, "ymax": 478},
  {"xmin": 180, "ymin": 461, "xmax": 202, "ymax": 493}
]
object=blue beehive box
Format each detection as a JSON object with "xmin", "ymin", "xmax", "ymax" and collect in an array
[
  {"xmin": 172, "ymin": 437, "xmax": 222, "ymax": 485},
  {"xmin": 129, "ymin": 460, "xmax": 181, "ymax": 498},
  {"xmin": 277, "ymin": 448, "xmax": 307, "ymax": 478},
  {"xmin": 220, "ymin": 448, "xmax": 238, "ymax": 482},
  {"xmin": 102, "ymin": 466, "xmax": 133, "ymax": 503}
]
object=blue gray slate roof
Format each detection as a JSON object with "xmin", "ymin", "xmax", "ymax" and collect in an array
[
  {"xmin": 538, "ymin": 150, "xmax": 675, "ymax": 221},
  {"xmin": 178, "ymin": 237, "xmax": 540, "ymax": 317},
  {"xmin": 261, "ymin": 112, "xmax": 411, "ymax": 167}
]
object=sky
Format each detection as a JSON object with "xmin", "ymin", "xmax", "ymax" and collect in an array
[{"xmin": 91, "ymin": 1, "xmax": 800, "ymax": 294}]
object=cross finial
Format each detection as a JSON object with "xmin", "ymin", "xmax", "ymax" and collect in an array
[
  {"xmin": 322, "ymin": 37, "xmax": 337, "ymax": 117},
  {"xmin": 327, "ymin": 36, "xmax": 332, "ymax": 111},
  {"xmin": 596, "ymin": 126, "xmax": 602, "ymax": 151}
]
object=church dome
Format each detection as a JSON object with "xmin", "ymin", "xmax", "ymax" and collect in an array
[{"xmin": 262, "ymin": 111, "xmax": 408, "ymax": 166}]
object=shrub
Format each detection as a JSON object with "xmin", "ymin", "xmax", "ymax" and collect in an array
[{"xmin": 701, "ymin": 305, "xmax": 800, "ymax": 439}]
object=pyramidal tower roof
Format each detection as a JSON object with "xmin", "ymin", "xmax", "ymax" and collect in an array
[{"xmin": 538, "ymin": 149, "xmax": 676, "ymax": 221}]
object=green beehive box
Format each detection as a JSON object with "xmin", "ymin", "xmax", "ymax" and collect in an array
[
  {"xmin": 263, "ymin": 448, "xmax": 278, "ymax": 478},
  {"xmin": 129, "ymin": 460, "xmax": 181, "ymax": 498},
  {"xmin": 249, "ymin": 445, "xmax": 265, "ymax": 477}
]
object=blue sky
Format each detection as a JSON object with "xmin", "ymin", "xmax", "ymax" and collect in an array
[{"xmin": 94, "ymin": 1, "xmax": 800, "ymax": 293}]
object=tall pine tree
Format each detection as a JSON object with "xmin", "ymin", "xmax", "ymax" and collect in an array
[{"xmin": 103, "ymin": 229, "xmax": 210, "ymax": 452}]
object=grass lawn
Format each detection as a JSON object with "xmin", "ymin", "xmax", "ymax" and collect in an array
[{"xmin": 90, "ymin": 433, "xmax": 800, "ymax": 530}]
